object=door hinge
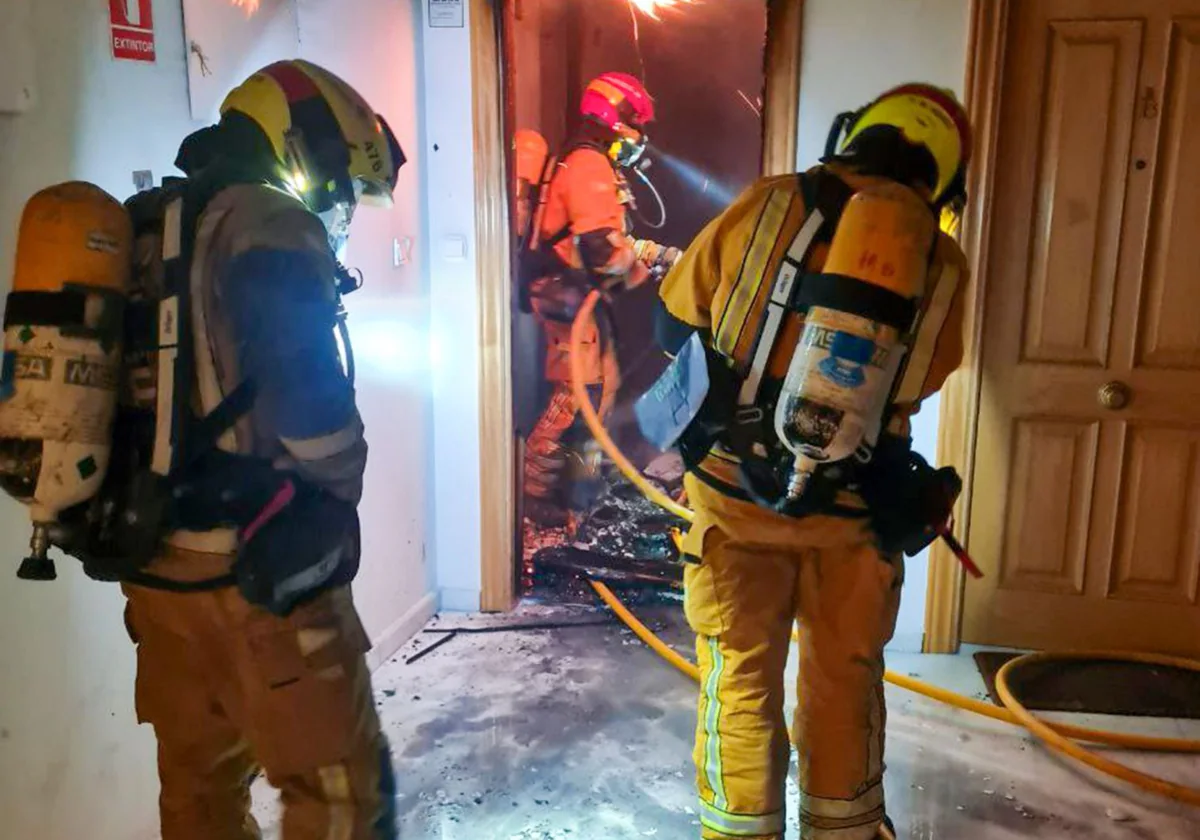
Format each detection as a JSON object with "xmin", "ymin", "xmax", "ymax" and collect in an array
[{"xmin": 1142, "ymin": 86, "xmax": 1160, "ymax": 119}]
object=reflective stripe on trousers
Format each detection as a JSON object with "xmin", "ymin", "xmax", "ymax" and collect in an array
[{"xmin": 683, "ymin": 475, "xmax": 902, "ymax": 839}]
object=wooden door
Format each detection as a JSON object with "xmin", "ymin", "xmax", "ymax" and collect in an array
[{"xmin": 962, "ymin": 0, "xmax": 1200, "ymax": 654}]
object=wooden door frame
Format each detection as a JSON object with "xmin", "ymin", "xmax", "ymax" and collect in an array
[
  {"xmin": 923, "ymin": 0, "xmax": 1012, "ymax": 652},
  {"xmin": 472, "ymin": 0, "xmax": 805, "ymax": 610}
]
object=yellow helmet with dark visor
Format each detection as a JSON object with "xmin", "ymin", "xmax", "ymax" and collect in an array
[
  {"xmin": 220, "ymin": 59, "xmax": 406, "ymax": 214},
  {"xmin": 827, "ymin": 83, "xmax": 972, "ymax": 208}
]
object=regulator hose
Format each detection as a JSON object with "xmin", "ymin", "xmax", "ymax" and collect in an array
[
  {"xmin": 631, "ymin": 165, "xmax": 668, "ymax": 231},
  {"xmin": 570, "ymin": 289, "xmax": 1200, "ymax": 807}
]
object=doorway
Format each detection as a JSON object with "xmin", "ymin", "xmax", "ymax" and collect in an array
[
  {"xmin": 956, "ymin": 0, "xmax": 1200, "ymax": 655},
  {"xmin": 501, "ymin": 0, "xmax": 770, "ymax": 601}
]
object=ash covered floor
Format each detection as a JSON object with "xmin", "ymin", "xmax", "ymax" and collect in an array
[{"xmin": 251, "ymin": 600, "xmax": 1200, "ymax": 839}]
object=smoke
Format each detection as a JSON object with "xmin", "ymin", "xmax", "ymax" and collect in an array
[{"xmin": 650, "ymin": 151, "xmax": 740, "ymax": 208}]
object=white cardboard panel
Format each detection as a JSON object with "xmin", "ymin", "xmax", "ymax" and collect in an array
[
  {"xmin": 0, "ymin": 0, "xmax": 37, "ymax": 113},
  {"xmin": 180, "ymin": 0, "xmax": 299, "ymax": 122}
]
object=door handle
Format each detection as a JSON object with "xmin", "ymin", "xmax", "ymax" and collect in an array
[{"xmin": 1098, "ymin": 381, "xmax": 1132, "ymax": 411}]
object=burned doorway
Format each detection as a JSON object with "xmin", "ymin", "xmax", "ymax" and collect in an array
[{"xmin": 504, "ymin": 0, "xmax": 768, "ymax": 602}]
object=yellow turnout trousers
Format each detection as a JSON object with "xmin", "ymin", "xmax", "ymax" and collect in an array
[
  {"xmin": 123, "ymin": 546, "xmax": 396, "ymax": 840},
  {"xmin": 682, "ymin": 474, "xmax": 902, "ymax": 839}
]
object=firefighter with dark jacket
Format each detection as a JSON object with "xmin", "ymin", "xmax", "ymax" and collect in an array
[
  {"xmin": 522, "ymin": 72, "xmax": 680, "ymax": 527},
  {"xmin": 651, "ymin": 84, "xmax": 973, "ymax": 839},
  {"xmin": 116, "ymin": 61, "xmax": 402, "ymax": 839}
]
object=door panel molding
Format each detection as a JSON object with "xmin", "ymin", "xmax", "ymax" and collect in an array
[
  {"xmin": 1020, "ymin": 19, "xmax": 1142, "ymax": 368},
  {"xmin": 1138, "ymin": 19, "xmax": 1200, "ymax": 371},
  {"xmin": 472, "ymin": 0, "xmax": 515, "ymax": 611},
  {"xmin": 1000, "ymin": 419, "xmax": 1100, "ymax": 596},
  {"xmin": 763, "ymin": 0, "xmax": 805, "ymax": 176},
  {"xmin": 925, "ymin": 0, "xmax": 1012, "ymax": 652},
  {"xmin": 1110, "ymin": 424, "xmax": 1200, "ymax": 605},
  {"xmin": 475, "ymin": 0, "xmax": 804, "ymax": 611}
]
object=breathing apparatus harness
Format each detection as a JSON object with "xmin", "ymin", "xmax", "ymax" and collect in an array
[
  {"xmin": 49, "ymin": 142, "xmax": 365, "ymax": 613},
  {"xmin": 516, "ymin": 126, "xmax": 670, "ymax": 315},
  {"xmin": 644, "ymin": 167, "xmax": 965, "ymax": 559}
]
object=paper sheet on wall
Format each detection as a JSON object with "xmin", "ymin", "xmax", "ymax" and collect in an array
[
  {"xmin": 181, "ymin": 0, "xmax": 300, "ymax": 122},
  {"xmin": 0, "ymin": 0, "xmax": 36, "ymax": 113},
  {"xmin": 428, "ymin": 0, "xmax": 464, "ymax": 28}
]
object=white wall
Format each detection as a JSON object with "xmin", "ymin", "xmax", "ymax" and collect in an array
[
  {"xmin": 420, "ymin": 1, "xmax": 486, "ymax": 612},
  {"xmin": 0, "ymin": 1, "xmax": 428, "ymax": 836},
  {"xmin": 0, "ymin": 4, "xmax": 199, "ymax": 836},
  {"xmin": 797, "ymin": 0, "xmax": 970, "ymax": 652},
  {"xmin": 295, "ymin": 0, "xmax": 436, "ymax": 662}
]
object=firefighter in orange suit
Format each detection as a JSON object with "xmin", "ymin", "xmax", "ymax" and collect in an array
[
  {"xmin": 522, "ymin": 72, "xmax": 679, "ymax": 526},
  {"xmin": 654, "ymin": 85, "xmax": 973, "ymax": 839}
]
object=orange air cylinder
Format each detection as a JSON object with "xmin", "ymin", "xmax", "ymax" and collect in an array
[
  {"xmin": 513, "ymin": 129, "xmax": 550, "ymax": 242},
  {"xmin": 0, "ymin": 182, "xmax": 132, "ymax": 579},
  {"xmin": 773, "ymin": 182, "xmax": 936, "ymax": 501}
]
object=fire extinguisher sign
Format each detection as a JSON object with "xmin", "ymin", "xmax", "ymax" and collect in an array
[{"xmin": 110, "ymin": 0, "xmax": 157, "ymax": 63}]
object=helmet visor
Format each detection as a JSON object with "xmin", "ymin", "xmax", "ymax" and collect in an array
[{"xmin": 358, "ymin": 114, "xmax": 407, "ymax": 208}]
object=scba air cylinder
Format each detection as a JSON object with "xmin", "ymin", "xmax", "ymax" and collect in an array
[
  {"xmin": 0, "ymin": 182, "xmax": 132, "ymax": 579},
  {"xmin": 774, "ymin": 182, "xmax": 936, "ymax": 500}
]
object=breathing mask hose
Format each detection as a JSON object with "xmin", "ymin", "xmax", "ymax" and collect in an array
[
  {"xmin": 631, "ymin": 164, "xmax": 668, "ymax": 231},
  {"xmin": 568, "ymin": 292, "xmax": 1200, "ymax": 808},
  {"xmin": 333, "ymin": 262, "xmax": 362, "ymax": 387},
  {"xmin": 336, "ymin": 310, "xmax": 356, "ymax": 387}
]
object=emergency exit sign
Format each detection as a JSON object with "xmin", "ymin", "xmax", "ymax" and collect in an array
[{"xmin": 109, "ymin": 0, "xmax": 156, "ymax": 63}]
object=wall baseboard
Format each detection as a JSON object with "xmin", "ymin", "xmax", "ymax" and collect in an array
[
  {"xmin": 439, "ymin": 587, "xmax": 482, "ymax": 613},
  {"xmin": 366, "ymin": 591, "xmax": 438, "ymax": 672},
  {"xmin": 886, "ymin": 632, "xmax": 926, "ymax": 655}
]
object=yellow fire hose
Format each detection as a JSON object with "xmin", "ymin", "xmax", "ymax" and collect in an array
[{"xmin": 569, "ymin": 289, "xmax": 1200, "ymax": 806}]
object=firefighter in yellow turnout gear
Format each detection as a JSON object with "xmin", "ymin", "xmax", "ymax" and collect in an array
[
  {"xmin": 652, "ymin": 85, "xmax": 973, "ymax": 839},
  {"xmin": 1, "ymin": 60, "xmax": 407, "ymax": 840}
]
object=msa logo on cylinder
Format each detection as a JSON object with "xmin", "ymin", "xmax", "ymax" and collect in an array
[{"xmin": 65, "ymin": 359, "xmax": 118, "ymax": 390}]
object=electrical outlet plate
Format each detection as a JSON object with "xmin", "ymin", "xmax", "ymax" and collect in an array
[{"xmin": 441, "ymin": 235, "xmax": 467, "ymax": 262}]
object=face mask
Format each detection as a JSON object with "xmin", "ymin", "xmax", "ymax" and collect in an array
[
  {"xmin": 318, "ymin": 200, "xmax": 356, "ymax": 262},
  {"xmin": 316, "ymin": 179, "xmax": 366, "ymax": 262},
  {"xmin": 609, "ymin": 129, "xmax": 648, "ymax": 169}
]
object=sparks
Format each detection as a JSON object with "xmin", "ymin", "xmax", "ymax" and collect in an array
[
  {"xmin": 736, "ymin": 89, "xmax": 763, "ymax": 118},
  {"xmin": 230, "ymin": 0, "xmax": 260, "ymax": 15},
  {"xmin": 628, "ymin": 0, "xmax": 696, "ymax": 22}
]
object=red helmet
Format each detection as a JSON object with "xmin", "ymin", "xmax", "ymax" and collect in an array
[{"xmin": 580, "ymin": 73, "xmax": 655, "ymax": 131}]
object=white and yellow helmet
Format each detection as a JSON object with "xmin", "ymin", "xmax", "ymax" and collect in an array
[{"xmin": 220, "ymin": 59, "xmax": 406, "ymax": 214}]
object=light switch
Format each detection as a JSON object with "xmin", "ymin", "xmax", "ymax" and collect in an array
[
  {"xmin": 393, "ymin": 236, "xmax": 413, "ymax": 267},
  {"xmin": 441, "ymin": 235, "xmax": 467, "ymax": 262}
]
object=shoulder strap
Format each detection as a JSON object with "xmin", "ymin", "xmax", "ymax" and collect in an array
[
  {"xmin": 150, "ymin": 169, "xmax": 266, "ymax": 481},
  {"xmin": 888, "ymin": 255, "xmax": 962, "ymax": 414},
  {"xmin": 527, "ymin": 153, "xmax": 561, "ymax": 252},
  {"xmin": 149, "ymin": 190, "xmax": 191, "ymax": 477},
  {"xmin": 735, "ymin": 170, "xmax": 853, "ymax": 408}
]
